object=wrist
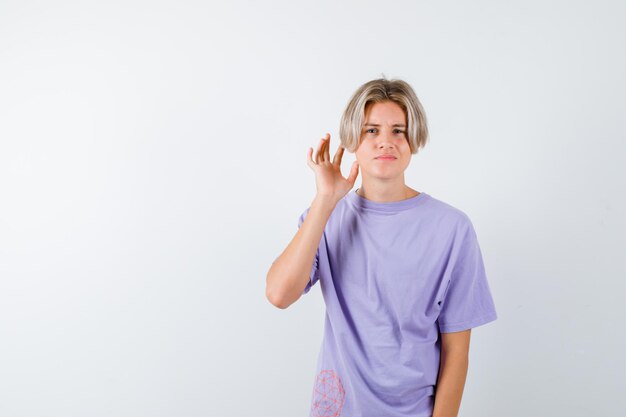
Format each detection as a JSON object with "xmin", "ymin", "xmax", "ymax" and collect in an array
[{"xmin": 312, "ymin": 194, "xmax": 338, "ymax": 211}]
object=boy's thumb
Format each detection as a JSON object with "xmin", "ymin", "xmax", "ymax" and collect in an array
[{"xmin": 348, "ymin": 161, "xmax": 359, "ymax": 183}]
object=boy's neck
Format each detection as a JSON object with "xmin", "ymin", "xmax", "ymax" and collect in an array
[{"xmin": 356, "ymin": 184, "xmax": 420, "ymax": 203}]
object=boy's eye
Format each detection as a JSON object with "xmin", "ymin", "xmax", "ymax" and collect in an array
[{"xmin": 365, "ymin": 128, "xmax": 405, "ymax": 134}]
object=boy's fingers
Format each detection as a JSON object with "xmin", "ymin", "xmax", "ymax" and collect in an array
[
  {"xmin": 333, "ymin": 146, "xmax": 344, "ymax": 165},
  {"xmin": 314, "ymin": 137, "xmax": 325, "ymax": 164},
  {"xmin": 324, "ymin": 133, "xmax": 331, "ymax": 161},
  {"xmin": 318, "ymin": 136, "xmax": 328, "ymax": 163}
]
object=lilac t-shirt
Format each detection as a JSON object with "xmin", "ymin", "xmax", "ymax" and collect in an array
[{"xmin": 297, "ymin": 189, "xmax": 497, "ymax": 417}]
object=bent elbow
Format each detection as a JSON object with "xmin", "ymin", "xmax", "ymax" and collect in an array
[
  {"xmin": 266, "ymin": 267, "xmax": 301, "ymax": 309},
  {"xmin": 267, "ymin": 291, "xmax": 286, "ymax": 309},
  {"xmin": 265, "ymin": 281, "xmax": 289, "ymax": 309}
]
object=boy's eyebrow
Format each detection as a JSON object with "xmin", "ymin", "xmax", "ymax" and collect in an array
[{"xmin": 364, "ymin": 123, "xmax": 407, "ymax": 127}]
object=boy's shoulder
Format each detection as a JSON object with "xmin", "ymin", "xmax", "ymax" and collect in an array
[{"xmin": 422, "ymin": 193, "xmax": 471, "ymax": 222}]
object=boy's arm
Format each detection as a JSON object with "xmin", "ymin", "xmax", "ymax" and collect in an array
[
  {"xmin": 432, "ymin": 329, "xmax": 471, "ymax": 417},
  {"xmin": 266, "ymin": 133, "xmax": 358, "ymax": 309},
  {"xmin": 265, "ymin": 195, "xmax": 336, "ymax": 309}
]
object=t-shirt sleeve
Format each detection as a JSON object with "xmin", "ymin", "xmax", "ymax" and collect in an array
[
  {"xmin": 297, "ymin": 208, "xmax": 321, "ymax": 295},
  {"xmin": 437, "ymin": 219, "xmax": 498, "ymax": 333}
]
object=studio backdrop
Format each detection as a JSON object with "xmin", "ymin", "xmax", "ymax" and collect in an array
[{"xmin": 0, "ymin": 1, "xmax": 624, "ymax": 416}]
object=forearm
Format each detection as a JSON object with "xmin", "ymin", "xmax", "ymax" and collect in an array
[
  {"xmin": 432, "ymin": 350, "xmax": 469, "ymax": 417},
  {"xmin": 265, "ymin": 194, "xmax": 336, "ymax": 308}
]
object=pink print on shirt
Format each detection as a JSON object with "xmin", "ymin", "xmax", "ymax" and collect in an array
[{"xmin": 311, "ymin": 369, "xmax": 346, "ymax": 417}]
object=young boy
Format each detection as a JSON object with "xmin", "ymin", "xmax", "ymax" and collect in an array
[{"xmin": 266, "ymin": 78, "xmax": 497, "ymax": 417}]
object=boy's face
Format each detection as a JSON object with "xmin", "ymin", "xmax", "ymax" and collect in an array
[{"xmin": 355, "ymin": 100, "xmax": 412, "ymax": 181}]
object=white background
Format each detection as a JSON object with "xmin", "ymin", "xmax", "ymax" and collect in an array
[{"xmin": 1, "ymin": 1, "xmax": 624, "ymax": 416}]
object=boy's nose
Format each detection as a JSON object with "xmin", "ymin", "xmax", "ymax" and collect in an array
[{"xmin": 378, "ymin": 136, "xmax": 395, "ymax": 148}]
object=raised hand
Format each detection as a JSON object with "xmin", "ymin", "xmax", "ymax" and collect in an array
[{"xmin": 306, "ymin": 133, "xmax": 359, "ymax": 204}]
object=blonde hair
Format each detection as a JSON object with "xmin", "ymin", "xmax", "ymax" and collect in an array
[{"xmin": 339, "ymin": 78, "xmax": 429, "ymax": 154}]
